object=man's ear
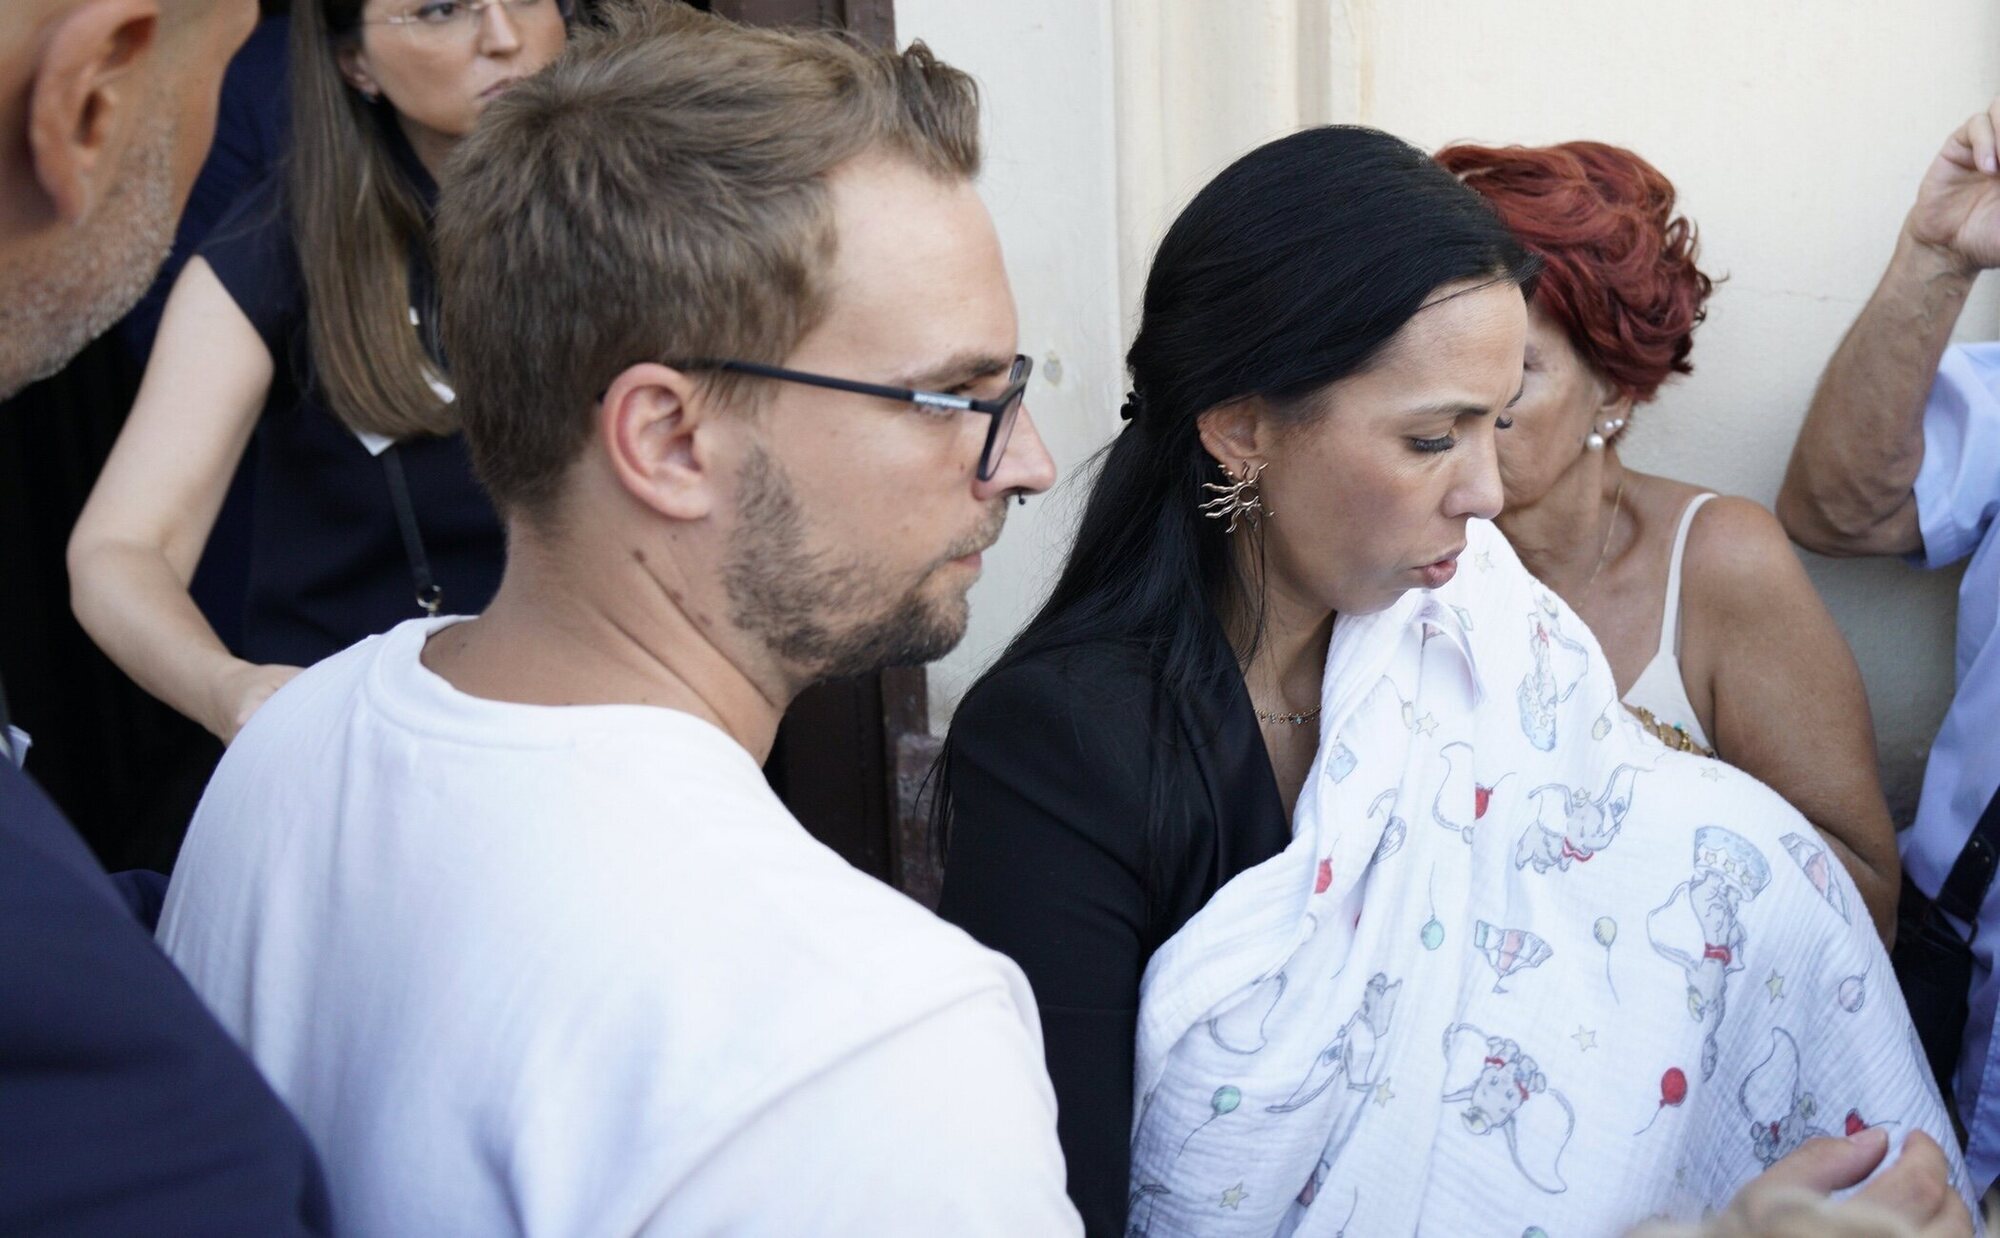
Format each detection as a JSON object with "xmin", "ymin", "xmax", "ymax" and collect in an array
[
  {"xmin": 26, "ymin": 0, "xmax": 161, "ymax": 224},
  {"xmin": 599, "ymin": 363, "xmax": 718, "ymax": 521},
  {"xmin": 1195, "ymin": 396, "xmax": 1270, "ymax": 477}
]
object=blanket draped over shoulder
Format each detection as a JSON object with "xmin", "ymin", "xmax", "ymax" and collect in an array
[{"xmin": 1128, "ymin": 519, "xmax": 1973, "ymax": 1238}]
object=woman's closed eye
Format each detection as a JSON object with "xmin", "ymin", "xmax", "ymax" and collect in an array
[{"xmin": 1411, "ymin": 415, "xmax": 1513, "ymax": 448}]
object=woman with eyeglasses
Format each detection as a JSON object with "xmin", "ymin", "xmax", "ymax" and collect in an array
[{"xmin": 68, "ymin": 0, "xmax": 567, "ymax": 743}]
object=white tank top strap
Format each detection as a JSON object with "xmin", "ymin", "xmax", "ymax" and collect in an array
[
  {"xmin": 1622, "ymin": 492, "xmax": 1719, "ymax": 757},
  {"xmin": 1656, "ymin": 492, "xmax": 1718, "ymax": 660}
]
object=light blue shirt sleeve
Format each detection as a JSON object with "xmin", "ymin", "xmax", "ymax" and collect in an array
[{"xmin": 1916, "ymin": 342, "xmax": 2000, "ymax": 569}]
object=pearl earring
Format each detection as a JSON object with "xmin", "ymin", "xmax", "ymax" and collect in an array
[{"xmin": 1585, "ymin": 417, "xmax": 1627, "ymax": 451}]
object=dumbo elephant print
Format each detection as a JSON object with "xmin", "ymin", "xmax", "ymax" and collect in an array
[
  {"xmin": 1647, "ymin": 826, "xmax": 1773, "ymax": 1079},
  {"xmin": 1739, "ymin": 1028, "xmax": 1831, "ymax": 1168},
  {"xmin": 1516, "ymin": 595, "xmax": 1590, "ymax": 752},
  {"xmin": 1440, "ymin": 1022, "xmax": 1576, "ymax": 1193},
  {"xmin": 1514, "ymin": 764, "xmax": 1649, "ymax": 874},
  {"xmin": 1269, "ymin": 973, "xmax": 1401, "ymax": 1116}
]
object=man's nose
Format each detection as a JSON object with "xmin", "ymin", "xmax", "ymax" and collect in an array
[{"xmin": 975, "ymin": 400, "xmax": 1057, "ymax": 501}]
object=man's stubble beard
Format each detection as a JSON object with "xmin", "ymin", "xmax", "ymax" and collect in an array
[
  {"xmin": 0, "ymin": 107, "xmax": 177, "ymax": 400},
  {"xmin": 723, "ymin": 444, "xmax": 1004, "ymax": 686}
]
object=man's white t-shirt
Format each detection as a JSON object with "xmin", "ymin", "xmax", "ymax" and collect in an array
[{"xmin": 158, "ymin": 618, "xmax": 1080, "ymax": 1236}]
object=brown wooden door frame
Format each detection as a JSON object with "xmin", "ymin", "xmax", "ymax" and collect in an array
[
  {"xmin": 708, "ymin": 0, "xmax": 945, "ymax": 908},
  {"xmin": 710, "ymin": 0, "xmax": 893, "ymax": 45}
]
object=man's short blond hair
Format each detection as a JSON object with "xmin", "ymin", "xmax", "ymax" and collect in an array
[{"xmin": 436, "ymin": 0, "xmax": 982, "ymax": 519}]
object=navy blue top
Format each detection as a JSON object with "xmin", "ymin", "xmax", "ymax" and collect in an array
[
  {"xmin": 119, "ymin": 13, "xmax": 290, "ymax": 360},
  {"xmin": 197, "ymin": 124, "xmax": 503, "ymax": 667},
  {"xmin": 0, "ymin": 759, "xmax": 331, "ymax": 1234}
]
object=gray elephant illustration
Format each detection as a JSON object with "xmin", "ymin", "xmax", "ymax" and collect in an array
[
  {"xmin": 1513, "ymin": 764, "xmax": 1648, "ymax": 874},
  {"xmin": 1268, "ymin": 973, "xmax": 1400, "ymax": 1115},
  {"xmin": 1739, "ymin": 1028, "xmax": 1831, "ymax": 1168},
  {"xmin": 1516, "ymin": 595, "xmax": 1590, "ymax": 752},
  {"xmin": 1208, "ymin": 971, "xmax": 1286, "ymax": 1055},
  {"xmin": 1647, "ymin": 825, "xmax": 1773, "ymax": 1079},
  {"xmin": 1440, "ymin": 1022, "xmax": 1575, "ymax": 1193}
]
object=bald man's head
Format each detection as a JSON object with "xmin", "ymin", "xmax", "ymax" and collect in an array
[{"xmin": 0, "ymin": 0, "xmax": 255, "ymax": 397}]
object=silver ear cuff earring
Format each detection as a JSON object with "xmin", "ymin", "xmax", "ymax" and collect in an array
[{"xmin": 1199, "ymin": 460, "xmax": 1271, "ymax": 532}]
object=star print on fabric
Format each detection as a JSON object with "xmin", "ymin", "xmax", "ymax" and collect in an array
[
  {"xmin": 1474, "ymin": 550, "xmax": 1494, "ymax": 571},
  {"xmin": 1767, "ymin": 971, "xmax": 1786, "ymax": 1001},
  {"xmin": 1699, "ymin": 766, "xmax": 1725, "ymax": 782},
  {"xmin": 1219, "ymin": 1183, "xmax": 1248, "ymax": 1210},
  {"xmin": 1373, "ymin": 1080, "xmax": 1395, "ymax": 1107},
  {"xmin": 1572, "ymin": 1026, "xmax": 1597, "ymax": 1051},
  {"xmin": 1414, "ymin": 713, "xmax": 1438, "ymax": 737}
]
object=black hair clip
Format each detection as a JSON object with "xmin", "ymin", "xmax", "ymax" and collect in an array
[{"xmin": 1119, "ymin": 389, "xmax": 1145, "ymax": 422}]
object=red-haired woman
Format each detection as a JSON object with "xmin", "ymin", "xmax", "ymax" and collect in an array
[{"xmin": 1438, "ymin": 140, "xmax": 1897, "ymax": 938}]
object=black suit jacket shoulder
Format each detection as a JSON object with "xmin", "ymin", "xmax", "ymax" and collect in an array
[
  {"xmin": 0, "ymin": 760, "xmax": 332, "ymax": 1235},
  {"xmin": 937, "ymin": 635, "xmax": 1286, "ymax": 1237}
]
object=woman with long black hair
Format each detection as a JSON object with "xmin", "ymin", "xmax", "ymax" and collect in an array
[{"xmin": 935, "ymin": 126, "xmax": 1965, "ymax": 1237}]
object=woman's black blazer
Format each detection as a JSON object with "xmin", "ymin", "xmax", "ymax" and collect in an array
[{"xmin": 937, "ymin": 636, "xmax": 1289, "ymax": 1237}]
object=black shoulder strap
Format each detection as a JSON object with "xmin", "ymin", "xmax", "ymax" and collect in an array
[
  {"xmin": 1934, "ymin": 779, "xmax": 2000, "ymax": 932},
  {"xmin": 380, "ymin": 445, "xmax": 442, "ymax": 617}
]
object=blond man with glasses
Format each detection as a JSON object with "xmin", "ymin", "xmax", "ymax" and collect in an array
[{"xmin": 157, "ymin": 5, "xmax": 1075, "ymax": 1234}]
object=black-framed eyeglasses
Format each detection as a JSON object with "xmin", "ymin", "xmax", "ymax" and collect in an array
[{"xmin": 673, "ymin": 354, "xmax": 1033, "ymax": 482}]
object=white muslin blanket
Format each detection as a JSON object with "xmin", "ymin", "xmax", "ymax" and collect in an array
[{"xmin": 1129, "ymin": 519, "xmax": 1974, "ymax": 1237}]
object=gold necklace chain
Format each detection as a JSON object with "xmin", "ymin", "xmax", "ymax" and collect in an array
[
  {"xmin": 1585, "ymin": 476, "xmax": 1626, "ymax": 593},
  {"xmin": 1255, "ymin": 705, "xmax": 1322, "ymax": 726}
]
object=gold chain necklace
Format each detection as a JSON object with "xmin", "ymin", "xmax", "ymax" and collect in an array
[
  {"xmin": 1584, "ymin": 476, "xmax": 1626, "ymax": 593},
  {"xmin": 1255, "ymin": 704, "xmax": 1321, "ymax": 726}
]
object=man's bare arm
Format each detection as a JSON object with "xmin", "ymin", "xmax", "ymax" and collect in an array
[{"xmin": 1779, "ymin": 97, "xmax": 2000, "ymax": 558}]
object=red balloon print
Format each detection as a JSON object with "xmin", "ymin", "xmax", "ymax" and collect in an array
[
  {"xmin": 1636, "ymin": 1067, "xmax": 1688, "ymax": 1134},
  {"xmin": 1844, "ymin": 1109, "xmax": 1867, "ymax": 1137},
  {"xmin": 1661, "ymin": 1068, "xmax": 1688, "ymax": 1106},
  {"xmin": 1315, "ymin": 858, "xmax": 1333, "ymax": 894}
]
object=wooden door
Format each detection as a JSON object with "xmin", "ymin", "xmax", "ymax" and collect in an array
[{"xmin": 710, "ymin": 0, "xmax": 892, "ymax": 44}]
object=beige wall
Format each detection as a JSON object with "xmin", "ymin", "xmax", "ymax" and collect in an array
[
  {"xmin": 899, "ymin": 0, "xmax": 2000, "ymax": 815},
  {"xmin": 894, "ymin": 0, "xmax": 1128, "ymax": 736}
]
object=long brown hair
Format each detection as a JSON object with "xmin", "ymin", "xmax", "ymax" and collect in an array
[{"xmin": 288, "ymin": 0, "xmax": 454, "ymax": 439}]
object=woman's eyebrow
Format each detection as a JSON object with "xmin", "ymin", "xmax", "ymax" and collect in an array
[
  {"xmin": 1402, "ymin": 384, "xmax": 1525, "ymax": 417},
  {"xmin": 1402, "ymin": 400, "xmax": 1495, "ymax": 419}
]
